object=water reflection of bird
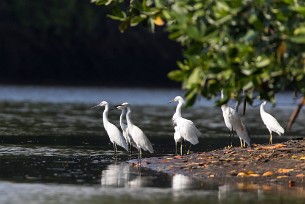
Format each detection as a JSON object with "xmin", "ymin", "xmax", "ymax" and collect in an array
[
  {"xmin": 218, "ymin": 184, "xmax": 232, "ymax": 201},
  {"xmin": 127, "ymin": 174, "xmax": 151, "ymax": 188},
  {"xmin": 170, "ymin": 96, "xmax": 200, "ymax": 154},
  {"xmin": 101, "ymin": 163, "xmax": 130, "ymax": 187},
  {"xmin": 172, "ymin": 174, "xmax": 192, "ymax": 190},
  {"xmin": 115, "ymin": 102, "xmax": 154, "ymax": 160},
  {"xmin": 116, "ymin": 105, "xmax": 137, "ymax": 155},
  {"xmin": 260, "ymin": 101, "xmax": 284, "ymax": 144},
  {"xmin": 126, "ymin": 164, "xmax": 152, "ymax": 188},
  {"xmin": 220, "ymin": 90, "xmax": 251, "ymax": 147},
  {"xmin": 101, "ymin": 163, "xmax": 151, "ymax": 188},
  {"xmin": 92, "ymin": 101, "xmax": 128, "ymax": 155}
]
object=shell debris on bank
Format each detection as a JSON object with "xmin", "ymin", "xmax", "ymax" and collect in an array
[{"xmin": 131, "ymin": 138, "xmax": 305, "ymax": 187}]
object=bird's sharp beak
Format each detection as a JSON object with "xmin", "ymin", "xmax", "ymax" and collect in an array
[
  {"xmin": 168, "ymin": 99, "xmax": 174, "ymax": 104},
  {"xmin": 91, "ymin": 104, "xmax": 100, "ymax": 109},
  {"xmin": 111, "ymin": 105, "xmax": 121, "ymax": 110},
  {"xmin": 111, "ymin": 105, "xmax": 118, "ymax": 111}
]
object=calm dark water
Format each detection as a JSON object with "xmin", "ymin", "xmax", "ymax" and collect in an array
[{"xmin": 0, "ymin": 85, "xmax": 304, "ymax": 204}]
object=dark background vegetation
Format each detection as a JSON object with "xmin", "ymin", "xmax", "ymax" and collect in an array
[{"xmin": 0, "ymin": 0, "xmax": 181, "ymax": 87}]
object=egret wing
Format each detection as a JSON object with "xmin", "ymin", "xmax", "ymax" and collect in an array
[
  {"xmin": 130, "ymin": 125, "xmax": 154, "ymax": 153},
  {"xmin": 107, "ymin": 123, "xmax": 128, "ymax": 151},
  {"xmin": 177, "ymin": 118, "xmax": 200, "ymax": 145},
  {"xmin": 174, "ymin": 126, "xmax": 183, "ymax": 143},
  {"xmin": 261, "ymin": 112, "xmax": 284, "ymax": 134},
  {"xmin": 235, "ymin": 119, "xmax": 251, "ymax": 146},
  {"xmin": 222, "ymin": 106, "xmax": 234, "ymax": 131},
  {"xmin": 126, "ymin": 127, "xmax": 137, "ymax": 148}
]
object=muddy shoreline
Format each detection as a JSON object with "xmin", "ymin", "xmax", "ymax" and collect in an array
[{"xmin": 131, "ymin": 138, "xmax": 305, "ymax": 187}]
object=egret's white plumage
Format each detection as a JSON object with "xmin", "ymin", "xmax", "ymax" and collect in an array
[
  {"xmin": 260, "ymin": 101, "xmax": 284, "ymax": 144},
  {"xmin": 170, "ymin": 96, "xmax": 200, "ymax": 154},
  {"xmin": 92, "ymin": 101, "xmax": 128, "ymax": 154},
  {"xmin": 118, "ymin": 103, "xmax": 154, "ymax": 159},
  {"xmin": 116, "ymin": 105, "xmax": 137, "ymax": 153},
  {"xmin": 174, "ymin": 126, "xmax": 183, "ymax": 155},
  {"xmin": 221, "ymin": 91, "xmax": 251, "ymax": 147}
]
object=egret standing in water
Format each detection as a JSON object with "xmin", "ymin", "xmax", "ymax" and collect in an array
[
  {"xmin": 169, "ymin": 96, "xmax": 200, "ymax": 155},
  {"xmin": 260, "ymin": 101, "xmax": 284, "ymax": 144},
  {"xmin": 92, "ymin": 101, "xmax": 128, "ymax": 156},
  {"xmin": 116, "ymin": 105, "xmax": 137, "ymax": 155},
  {"xmin": 174, "ymin": 126, "xmax": 183, "ymax": 155},
  {"xmin": 115, "ymin": 102, "xmax": 154, "ymax": 161},
  {"xmin": 220, "ymin": 90, "xmax": 251, "ymax": 147}
]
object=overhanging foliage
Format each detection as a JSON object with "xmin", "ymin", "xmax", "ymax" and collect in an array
[{"xmin": 92, "ymin": 0, "xmax": 305, "ymax": 106}]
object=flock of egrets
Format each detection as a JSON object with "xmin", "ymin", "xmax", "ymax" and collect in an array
[{"xmin": 92, "ymin": 94, "xmax": 285, "ymax": 160}]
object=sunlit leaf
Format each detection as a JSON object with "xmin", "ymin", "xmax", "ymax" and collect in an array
[
  {"xmin": 276, "ymin": 175, "xmax": 288, "ymax": 179},
  {"xmin": 91, "ymin": 0, "xmax": 112, "ymax": 5},
  {"xmin": 296, "ymin": 173, "xmax": 305, "ymax": 178},
  {"xmin": 293, "ymin": 26, "xmax": 305, "ymax": 35},
  {"xmin": 187, "ymin": 67, "xmax": 202, "ymax": 84},
  {"xmin": 289, "ymin": 35, "xmax": 305, "ymax": 44},
  {"xmin": 93, "ymin": 0, "xmax": 305, "ymax": 106},
  {"xmin": 290, "ymin": 6, "xmax": 305, "ymax": 16},
  {"xmin": 168, "ymin": 70, "xmax": 185, "ymax": 82},
  {"xmin": 262, "ymin": 171, "xmax": 273, "ymax": 177},
  {"xmin": 277, "ymin": 168, "xmax": 294, "ymax": 173},
  {"xmin": 260, "ymin": 144, "xmax": 287, "ymax": 150},
  {"xmin": 248, "ymin": 173, "xmax": 260, "ymax": 177},
  {"xmin": 154, "ymin": 16, "xmax": 164, "ymax": 26},
  {"xmin": 107, "ymin": 14, "xmax": 126, "ymax": 21},
  {"xmin": 255, "ymin": 58, "xmax": 271, "ymax": 68},
  {"xmin": 237, "ymin": 172, "xmax": 247, "ymax": 177},
  {"xmin": 130, "ymin": 15, "xmax": 147, "ymax": 26},
  {"xmin": 185, "ymin": 87, "xmax": 198, "ymax": 107}
]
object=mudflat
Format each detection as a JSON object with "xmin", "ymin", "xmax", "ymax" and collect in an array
[{"xmin": 131, "ymin": 138, "xmax": 305, "ymax": 187}]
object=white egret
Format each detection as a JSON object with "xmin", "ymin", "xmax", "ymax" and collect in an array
[
  {"xmin": 117, "ymin": 102, "xmax": 154, "ymax": 160},
  {"xmin": 170, "ymin": 96, "xmax": 200, "ymax": 154},
  {"xmin": 116, "ymin": 105, "xmax": 137, "ymax": 155},
  {"xmin": 92, "ymin": 101, "xmax": 128, "ymax": 155},
  {"xmin": 174, "ymin": 126, "xmax": 183, "ymax": 155},
  {"xmin": 220, "ymin": 90, "xmax": 251, "ymax": 147},
  {"xmin": 260, "ymin": 101, "xmax": 284, "ymax": 144}
]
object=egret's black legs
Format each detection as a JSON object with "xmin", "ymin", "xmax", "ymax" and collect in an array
[
  {"xmin": 228, "ymin": 130, "xmax": 234, "ymax": 148},
  {"xmin": 137, "ymin": 148, "xmax": 142, "ymax": 166},
  {"xmin": 113, "ymin": 143, "xmax": 118, "ymax": 158},
  {"xmin": 180, "ymin": 142, "xmax": 183, "ymax": 156},
  {"xmin": 128, "ymin": 143, "xmax": 133, "ymax": 156}
]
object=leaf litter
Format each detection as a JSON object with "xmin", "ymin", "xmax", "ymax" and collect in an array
[{"xmin": 131, "ymin": 138, "xmax": 305, "ymax": 187}]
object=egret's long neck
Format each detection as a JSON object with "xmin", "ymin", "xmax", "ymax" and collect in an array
[
  {"xmin": 125, "ymin": 107, "xmax": 133, "ymax": 128},
  {"xmin": 220, "ymin": 90, "xmax": 227, "ymax": 111},
  {"xmin": 102, "ymin": 104, "xmax": 110, "ymax": 127},
  {"xmin": 221, "ymin": 103, "xmax": 227, "ymax": 111},
  {"xmin": 175, "ymin": 100, "xmax": 184, "ymax": 118},
  {"xmin": 260, "ymin": 103, "xmax": 265, "ymax": 114},
  {"xmin": 119, "ymin": 108, "xmax": 126, "ymax": 128}
]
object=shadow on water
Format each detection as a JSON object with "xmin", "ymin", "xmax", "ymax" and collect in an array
[
  {"xmin": 0, "ymin": 87, "xmax": 305, "ymax": 203},
  {"xmin": 1, "ymin": 143, "xmax": 305, "ymax": 204}
]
